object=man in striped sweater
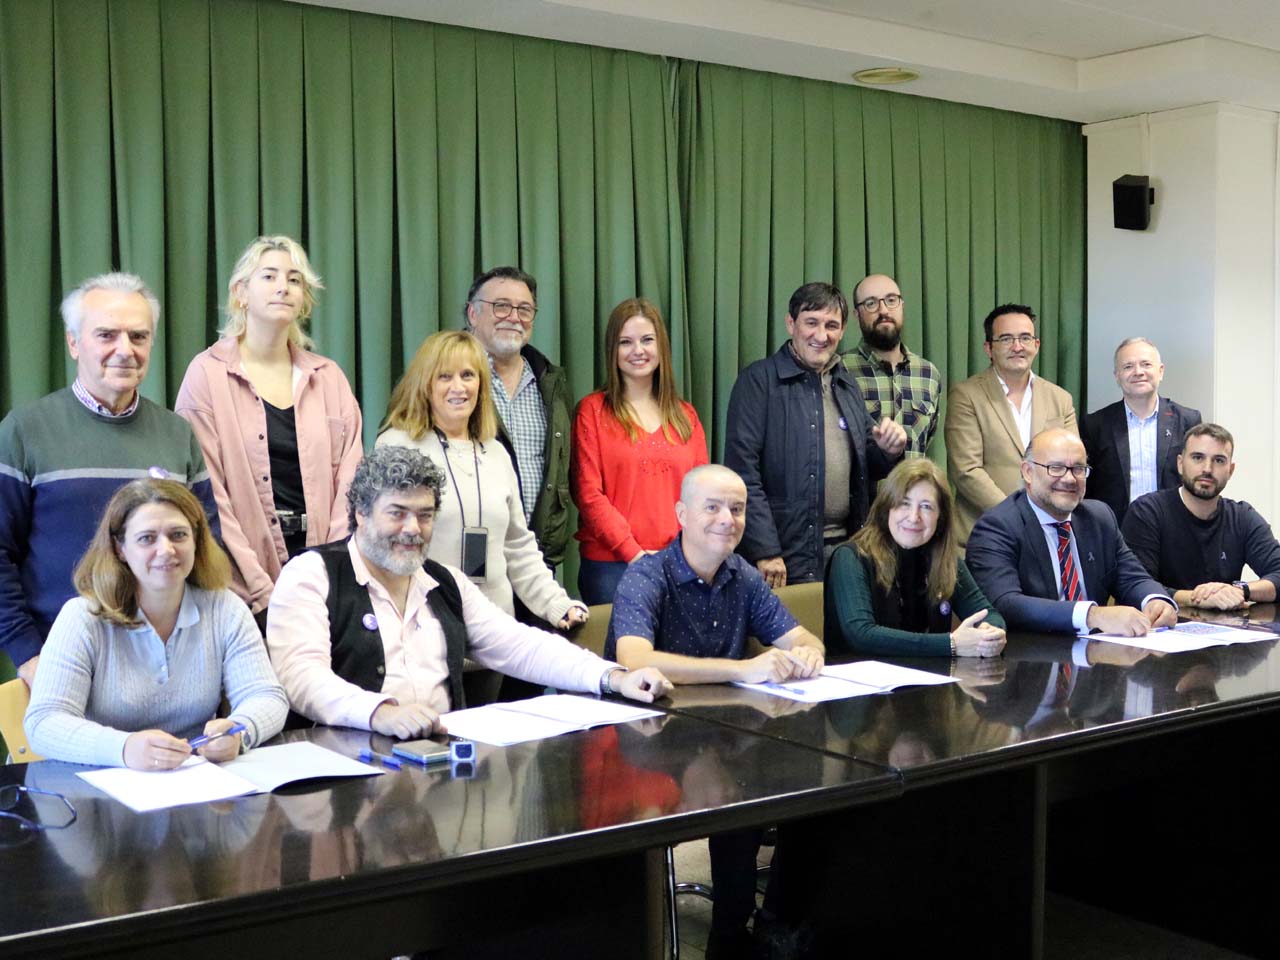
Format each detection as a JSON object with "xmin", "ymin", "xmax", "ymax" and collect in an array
[{"xmin": 0, "ymin": 272, "xmax": 218, "ymax": 687}]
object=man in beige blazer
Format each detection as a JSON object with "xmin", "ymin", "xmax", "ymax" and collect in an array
[{"xmin": 946, "ymin": 303, "xmax": 1077, "ymax": 541}]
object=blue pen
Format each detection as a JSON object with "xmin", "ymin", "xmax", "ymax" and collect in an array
[
  {"xmin": 188, "ymin": 722, "xmax": 247, "ymax": 749},
  {"xmin": 358, "ymin": 748, "xmax": 402, "ymax": 770}
]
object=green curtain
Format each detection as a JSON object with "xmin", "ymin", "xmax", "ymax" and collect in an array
[
  {"xmin": 0, "ymin": 0, "xmax": 1083, "ymax": 645},
  {"xmin": 0, "ymin": 0, "xmax": 688, "ymax": 434},
  {"xmin": 676, "ymin": 62, "xmax": 1086, "ymax": 462}
]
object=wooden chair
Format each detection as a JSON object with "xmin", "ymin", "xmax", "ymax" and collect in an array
[{"xmin": 0, "ymin": 678, "xmax": 41, "ymax": 763}]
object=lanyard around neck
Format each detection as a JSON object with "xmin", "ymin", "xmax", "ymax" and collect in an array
[{"xmin": 434, "ymin": 429, "xmax": 483, "ymax": 527}]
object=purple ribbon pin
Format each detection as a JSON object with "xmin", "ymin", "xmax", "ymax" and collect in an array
[
  {"xmin": 838, "ymin": 416, "xmax": 849, "ymax": 431},
  {"xmin": 148, "ymin": 466, "xmax": 171, "ymax": 479},
  {"xmin": 939, "ymin": 600, "xmax": 952, "ymax": 616},
  {"xmin": 362, "ymin": 613, "xmax": 378, "ymax": 631}
]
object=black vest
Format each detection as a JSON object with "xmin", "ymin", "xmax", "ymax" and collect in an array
[
  {"xmin": 864, "ymin": 550, "xmax": 953, "ymax": 635},
  {"xmin": 287, "ymin": 540, "xmax": 468, "ymax": 727}
]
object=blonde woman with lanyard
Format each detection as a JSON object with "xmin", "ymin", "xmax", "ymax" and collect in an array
[{"xmin": 377, "ymin": 331, "xmax": 588, "ymax": 630}]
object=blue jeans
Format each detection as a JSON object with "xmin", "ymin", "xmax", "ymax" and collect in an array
[{"xmin": 578, "ymin": 558, "xmax": 629, "ymax": 606}]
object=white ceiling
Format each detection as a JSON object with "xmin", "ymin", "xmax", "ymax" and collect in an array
[{"xmin": 292, "ymin": 0, "xmax": 1280, "ymax": 122}]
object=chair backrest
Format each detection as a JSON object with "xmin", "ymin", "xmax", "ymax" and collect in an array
[
  {"xmin": 571, "ymin": 603, "xmax": 613, "ymax": 657},
  {"xmin": 746, "ymin": 581, "xmax": 830, "ymax": 658},
  {"xmin": 0, "ymin": 678, "xmax": 41, "ymax": 763},
  {"xmin": 774, "ymin": 581, "xmax": 824, "ymax": 638}
]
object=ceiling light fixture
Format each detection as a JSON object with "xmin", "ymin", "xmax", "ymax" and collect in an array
[{"xmin": 852, "ymin": 67, "xmax": 920, "ymax": 85}]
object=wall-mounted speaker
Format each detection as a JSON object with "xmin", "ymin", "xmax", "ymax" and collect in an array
[{"xmin": 1113, "ymin": 174, "xmax": 1156, "ymax": 231}]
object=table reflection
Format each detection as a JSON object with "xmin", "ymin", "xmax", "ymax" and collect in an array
[{"xmin": 663, "ymin": 609, "xmax": 1280, "ymax": 773}]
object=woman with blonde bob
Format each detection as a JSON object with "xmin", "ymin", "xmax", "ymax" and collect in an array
[
  {"xmin": 825, "ymin": 458, "xmax": 1006, "ymax": 657},
  {"xmin": 571, "ymin": 297, "xmax": 708, "ymax": 604},
  {"xmin": 377, "ymin": 331, "xmax": 587, "ymax": 630},
  {"xmin": 25, "ymin": 480, "xmax": 287, "ymax": 769},
  {"xmin": 176, "ymin": 235, "xmax": 363, "ymax": 624}
]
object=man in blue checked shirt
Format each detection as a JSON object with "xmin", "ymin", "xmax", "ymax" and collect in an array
[{"xmin": 607, "ymin": 463, "xmax": 823, "ymax": 958}]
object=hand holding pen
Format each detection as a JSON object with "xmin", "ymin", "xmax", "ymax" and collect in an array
[{"xmin": 188, "ymin": 721, "xmax": 247, "ymax": 763}]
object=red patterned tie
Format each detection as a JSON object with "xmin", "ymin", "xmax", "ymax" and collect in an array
[
  {"xmin": 1055, "ymin": 522, "xmax": 1084, "ymax": 602},
  {"xmin": 1053, "ymin": 662, "xmax": 1072, "ymax": 706}
]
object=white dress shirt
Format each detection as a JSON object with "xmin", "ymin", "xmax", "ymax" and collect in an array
[
  {"xmin": 267, "ymin": 539, "xmax": 617, "ymax": 729},
  {"xmin": 996, "ymin": 370, "xmax": 1036, "ymax": 449}
]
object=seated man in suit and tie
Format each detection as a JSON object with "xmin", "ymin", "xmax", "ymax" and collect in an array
[
  {"xmin": 966, "ymin": 428, "xmax": 1177, "ymax": 636},
  {"xmin": 945, "ymin": 304, "xmax": 1077, "ymax": 542},
  {"xmin": 1080, "ymin": 337, "xmax": 1200, "ymax": 526}
]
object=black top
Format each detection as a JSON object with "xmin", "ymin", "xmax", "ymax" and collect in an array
[
  {"xmin": 263, "ymin": 400, "xmax": 307, "ymax": 557},
  {"xmin": 1121, "ymin": 486, "xmax": 1280, "ymax": 593},
  {"xmin": 894, "ymin": 546, "xmax": 932, "ymax": 632}
]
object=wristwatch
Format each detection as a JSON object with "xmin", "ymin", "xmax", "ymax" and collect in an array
[
  {"xmin": 1234, "ymin": 581, "xmax": 1252, "ymax": 601},
  {"xmin": 600, "ymin": 666, "xmax": 627, "ymax": 694}
]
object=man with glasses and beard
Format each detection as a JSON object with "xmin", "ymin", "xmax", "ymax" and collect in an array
[
  {"xmin": 966, "ymin": 428, "xmax": 1176, "ymax": 636},
  {"xmin": 843, "ymin": 274, "xmax": 942, "ymax": 459},
  {"xmin": 1121, "ymin": 423, "xmax": 1280, "ymax": 611},
  {"xmin": 265, "ymin": 446, "xmax": 670, "ymax": 739}
]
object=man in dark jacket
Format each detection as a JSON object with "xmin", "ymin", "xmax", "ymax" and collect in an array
[
  {"xmin": 724, "ymin": 282, "xmax": 906, "ymax": 586},
  {"xmin": 464, "ymin": 266, "xmax": 572, "ymax": 569},
  {"xmin": 1080, "ymin": 337, "xmax": 1200, "ymax": 526}
]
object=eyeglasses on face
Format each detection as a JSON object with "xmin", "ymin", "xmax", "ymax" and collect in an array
[
  {"xmin": 989, "ymin": 334, "xmax": 1038, "ymax": 347},
  {"xmin": 472, "ymin": 298, "xmax": 536, "ymax": 322},
  {"xmin": 856, "ymin": 294, "xmax": 903, "ymax": 312},
  {"xmin": 1027, "ymin": 460, "xmax": 1091, "ymax": 479}
]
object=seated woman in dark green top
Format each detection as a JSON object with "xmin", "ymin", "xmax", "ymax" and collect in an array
[{"xmin": 826, "ymin": 458, "xmax": 1006, "ymax": 657}]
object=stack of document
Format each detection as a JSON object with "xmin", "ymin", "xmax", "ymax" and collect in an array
[
  {"xmin": 78, "ymin": 741, "xmax": 383, "ymax": 813},
  {"xmin": 441, "ymin": 694, "xmax": 661, "ymax": 746},
  {"xmin": 1080, "ymin": 621, "xmax": 1278, "ymax": 653},
  {"xmin": 733, "ymin": 660, "xmax": 957, "ymax": 703}
]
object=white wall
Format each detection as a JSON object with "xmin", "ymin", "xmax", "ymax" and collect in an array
[{"xmin": 1083, "ymin": 102, "xmax": 1278, "ymax": 520}]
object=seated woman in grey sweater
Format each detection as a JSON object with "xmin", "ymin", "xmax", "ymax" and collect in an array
[
  {"xmin": 825, "ymin": 458, "xmax": 1007, "ymax": 658},
  {"xmin": 25, "ymin": 479, "xmax": 287, "ymax": 769}
]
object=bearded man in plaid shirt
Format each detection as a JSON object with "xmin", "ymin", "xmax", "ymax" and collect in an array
[{"xmin": 842, "ymin": 274, "xmax": 942, "ymax": 459}]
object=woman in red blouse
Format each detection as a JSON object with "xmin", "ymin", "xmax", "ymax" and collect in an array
[{"xmin": 571, "ymin": 297, "xmax": 708, "ymax": 604}]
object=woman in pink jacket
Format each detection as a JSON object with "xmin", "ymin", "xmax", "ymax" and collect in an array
[{"xmin": 176, "ymin": 236, "xmax": 362, "ymax": 626}]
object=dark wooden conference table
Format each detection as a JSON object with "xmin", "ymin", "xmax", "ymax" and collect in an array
[
  {"xmin": 662, "ymin": 604, "xmax": 1280, "ymax": 958},
  {"xmin": 0, "ymin": 706, "xmax": 896, "ymax": 959},
  {"xmin": 4, "ymin": 607, "xmax": 1280, "ymax": 959}
]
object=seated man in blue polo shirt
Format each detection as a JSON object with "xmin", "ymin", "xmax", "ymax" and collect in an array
[{"xmin": 607, "ymin": 463, "xmax": 824, "ymax": 958}]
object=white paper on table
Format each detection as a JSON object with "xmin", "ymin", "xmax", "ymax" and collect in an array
[
  {"xmin": 442, "ymin": 695, "xmax": 662, "ymax": 746},
  {"xmin": 78, "ymin": 757, "xmax": 256, "ymax": 813},
  {"xmin": 732, "ymin": 676, "xmax": 883, "ymax": 703},
  {"xmin": 77, "ymin": 742, "xmax": 384, "ymax": 812},
  {"xmin": 1081, "ymin": 621, "xmax": 1278, "ymax": 654},
  {"xmin": 220, "ymin": 741, "xmax": 385, "ymax": 792},
  {"xmin": 498, "ymin": 694, "xmax": 661, "ymax": 727},
  {"xmin": 442, "ymin": 706, "xmax": 580, "ymax": 745},
  {"xmin": 822, "ymin": 660, "xmax": 958, "ymax": 691}
]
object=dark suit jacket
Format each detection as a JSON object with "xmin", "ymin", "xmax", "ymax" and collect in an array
[
  {"xmin": 966, "ymin": 490, "xmax": 1171, "ymax": 633},
  {"xmin": 1080, "ymin": 397, "xmax": 1201, "ymax": 525}
]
